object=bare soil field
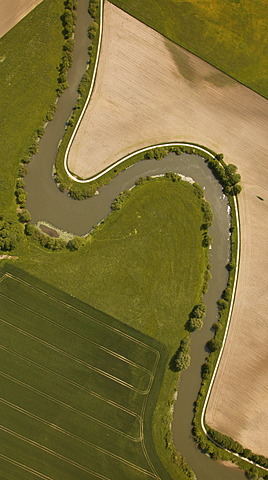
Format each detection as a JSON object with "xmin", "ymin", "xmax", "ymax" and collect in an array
[
  {"xmin": 68, "ymin": 1, "xmax": 268, "ymax": 457},
  {"xmin": 0, "ymin": 0, "xmax": 43, "ymax": 38}
]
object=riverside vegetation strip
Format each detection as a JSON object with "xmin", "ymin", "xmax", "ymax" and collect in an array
[{"xmin": 110, "ymin": 0, "xmax": 268, "ymax": 99}]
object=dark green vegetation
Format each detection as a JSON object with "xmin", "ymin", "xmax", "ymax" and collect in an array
[
  {"xmin": 4, "ymin": 178, "xmax": 208, "ymax": 480},
  {"xmin": 0, "ymin": 268, "xmax": 169, "ymax": 480},
  {"xmin": 110, "ymin": 0, "xmax": 268, "ymax": 99}
]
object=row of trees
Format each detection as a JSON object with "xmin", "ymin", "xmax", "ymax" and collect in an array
[
  {"xmin": 205, "ymin": 153, "xmax": 242, "ymax": 195},
  {"xmin": 208, "ymin": 428, "xmax": 268, "ymax": 473},
  {"xmin": 57, "ymin": 0, "xmax": 77, "ymax": 94},
  {"xmin": 54, "ymin": 0, "xmax": 100, "ymax": 196}
]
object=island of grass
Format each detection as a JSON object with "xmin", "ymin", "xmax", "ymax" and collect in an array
[{"xmin": 110, "ymin": 0, "xmax": 268, "ymax": 99}]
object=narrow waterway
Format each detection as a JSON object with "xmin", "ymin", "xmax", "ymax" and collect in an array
[{"xmin": 25, "ymin": 1, "xmax": 246, "ymax": 478}]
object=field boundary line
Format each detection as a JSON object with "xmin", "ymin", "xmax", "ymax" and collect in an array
[
  {"xmin": 0, "ymin": 344, "xmax": 140, "ymax": 419},
  {"xmin": 0, "ymin": 374, "xmax": 141, "ymax": 442},
  {"xmin": 2, "ymin": 273, "xmax": 160, "ymax": 357},
  {"xmin": 0, "ymin": 453, "xmax": 55, "ymax": 480},
  {"xmin": 0, "ymin": 291, "xmax": 151, "ymax": 374},
  {"xmin": 0, "ymin": 317, "xmax": 150, "ymax": 394}
]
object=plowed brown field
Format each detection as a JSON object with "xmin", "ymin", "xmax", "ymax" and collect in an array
[
  {"xmin": 0, "ymin": 0, "xmax": 43, "ymax": 38},
  {"xmin": 68, "ymin": 1, "xmax": 268, "ymax": 457}
]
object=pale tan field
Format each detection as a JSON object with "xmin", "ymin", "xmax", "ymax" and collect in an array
[
  {"xmin": 0, "ymin": 0, "xmax": 43, "ymax": 38},
  {"xmin": 68, "ymin": 2, "xmax": 268, "ymax": 457}
]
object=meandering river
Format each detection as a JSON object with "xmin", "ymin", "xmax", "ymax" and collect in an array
[{"xmin": 25, "ymin": 0, "xmax": 245, "ymax": 478}]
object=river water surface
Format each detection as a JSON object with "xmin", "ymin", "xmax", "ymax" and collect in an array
[{"xmin": 25, "ymin": 0, "xmax": 245, "ymax": 478}]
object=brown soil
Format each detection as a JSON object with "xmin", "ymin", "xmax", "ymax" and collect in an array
[
  {"xmin": 0, "ymin": 0, "xmax": 43, "ymax": 38},
  {"xmin": 69, "ymin": 2, "xmax": 268, "ymax": 457}
]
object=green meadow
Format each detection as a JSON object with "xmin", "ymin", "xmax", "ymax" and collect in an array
[
  {"xmin": 0, "ymin": 0, "xmax": 65, "ymax": 213},
  {"xmin": 110, "ymin": 0, "xmax": 268, "ymax": 99}
]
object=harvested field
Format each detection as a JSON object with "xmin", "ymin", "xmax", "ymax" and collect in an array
[
  {"xmin": 0, "ymin": 0, "xmax": 43, "ymax": 38},
  {"xmin": 68, "ymin": 2, "xmax": 268, "ymax": 457}
]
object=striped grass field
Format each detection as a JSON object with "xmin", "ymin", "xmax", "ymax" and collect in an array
[{"xmin": 0, "ymin": 269, "xmax": 171, "ymax": 480}]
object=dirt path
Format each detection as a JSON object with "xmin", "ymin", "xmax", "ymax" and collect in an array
[
  {"xmin": 68, "ymin": 1, "xmax": 268, "ymax": 457},
  {"xmin": 0, "ymin": 0, "xmax": 43, "ymax": 38}
]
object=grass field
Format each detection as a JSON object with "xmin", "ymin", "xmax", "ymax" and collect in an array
[
  {"xmin": 0, "ymin": 269, "xmax": 174, "ymax": 480},
  {"xmin": 110, "ymin": 0, "xmax": 268, "ymax": 99},
  {"xmin": 0, "ymin": 0, "xmax": 64, "ymax": 213}
]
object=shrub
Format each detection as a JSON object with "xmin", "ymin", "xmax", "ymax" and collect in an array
[
  {"xmin": 201, "ymin": 361, "xmax": 212, "ymax": 380},
  {"xmin": 0, "ymin": 215, "xmax": 21, "ymax": 251},
  {"xmin": 202, "ymin": 232, "xmax": 212, "ymax": 247},
  {"xmin": 67, "ymin": 236, "xmax": 85, "ymax": 251},
  {"xmin": 88, "ymin": 21, "xmax": 98, "ymax": 40},
  {"xmin": 193, "ymin": 182, "xmax": 204, "ymax": 198},
  {"xmin": 25, "ymin": 223, "xmax": 37, "ymax": 236},
  {"xmin": 15, "ymin": 187, "xmax": 27, "ymax": 207},
  {"xmin": 192, "ymin": 302, "xmax": 206, "ymax": 318},
  {"xmin": 170, "ymin": 336, "xmax": 191, "ymax": 372},
  {"xmin": 18, "ymin": 209, "xmax": 31, "ymax": 223},
  {"xmin": 18, "ymin": 164, "xmax": 28, "ymax": 177},
  {"xmin": 201, "ymin": 200, "xmax": 213, "ymax": 227},
  {"xmin": 88, "ymin": 0, "xmax": 99, "ymax": 19},
  {"xmin": 233, "ymin": 184, "xmax": 242, "ymax": 195},
  {"xmin": 111, "ymin": 190, "xmax": 131, "ymax": 211},
  {"xmin": 217, "ymin": 298, "xmax": 228, "ymax": 310},
  {"xmin": 69, "ymin": 184, "xmax": 97, "ymax": 199},
  {"xmin": 207, "ymin": 338, "xmax": 221, "ymax": 352},
  {"xmin": 164, "ymin": 172, "xmax": 181, "ymax": 182},
  {"xmin": 187, "ymin": 302, "xmax": 206, "ymax": 332},
  {"xmin": 188, "ymin": 317, "xmax": 203, "ymax": 331},
  {"xmin": 222, "ymin": 286, "xmax": 232, "ymax": 301},
  {"xmin": 16, "ymin": 178, "xmax": 25, "ymax": 189},
  {"xmin": 175, "ymin": 350, "xmax": 191, "ymax": 371},
  {"xmin": 135, "ymin": 177, "xmax": 146, "ymax": 186}
]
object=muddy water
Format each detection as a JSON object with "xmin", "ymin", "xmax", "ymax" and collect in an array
[{"xmin": 25, "ymin": 1, "xmax": 245, "ymax": 478}]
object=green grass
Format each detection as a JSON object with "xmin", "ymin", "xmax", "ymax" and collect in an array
[
  {"xmin": 110, "ymin": 0, "xmax": 268, "ymax": 99},
  {"xmin": 0, "ymin": 0, "xmax": 65, "ymax": 213},
  {"xmin": 0, "ymin": 269, "xmax": 171, "ymax": 480},
  {"xmin": 5, "ymin": 178, "xmax": 207, "ymax": 480},
  {"xmin": 16, "ymin": 180, "xmax": 206, "ymax": 347}
]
